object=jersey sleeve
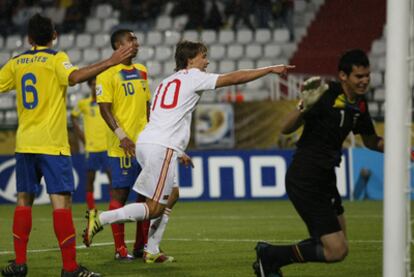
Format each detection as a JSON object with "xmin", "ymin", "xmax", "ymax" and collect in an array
[
  {"xmin": 96, "ymin": 71, "xmax": 113, "ymax": 103},
  {"xmin": 353, "ymin": 99, "xmax": 376, "ymax": 135},
  {"xmin": 0, "ymin": 60, "xmax": 15, "ymax": 93},
  {"xmin": 54, "ymin": 52, "xmax": 78, "ymax": 86},
  {"xmin": 193, "ymin": 70, "xmax": 219, "ymax": 92}
]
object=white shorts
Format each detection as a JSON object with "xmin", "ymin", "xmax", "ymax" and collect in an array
[{"xmin": 133, "ymin": 144, "xmax": 178, "ymax": 205}]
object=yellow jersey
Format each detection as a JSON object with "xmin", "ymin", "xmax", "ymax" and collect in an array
[
  {"xmin": 96, "ymin": 63, "xmax": 150, "ymax": 157},
  {"xmin": 0, "ymin": 46, "xmax": 78, "ymax": 155},
  {"xmin": 71, "ymin": 96, "xmax": 109, "ymax": 152}
]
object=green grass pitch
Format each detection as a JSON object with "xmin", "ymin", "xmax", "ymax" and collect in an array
[{"xmin": 0, "ymin": 200, "xmax": 404, "ymax": 276}]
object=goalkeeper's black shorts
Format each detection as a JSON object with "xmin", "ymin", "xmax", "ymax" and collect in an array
[{"xmin": 285, "ymin": 159, "xmax": 344, "ymax": 238}]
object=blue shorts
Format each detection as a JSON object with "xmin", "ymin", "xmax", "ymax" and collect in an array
[
  {"xmin": 108, "ymin": 156, "xmax": 141, "ymax": 189},
  {"xmin": 15, "ymin": 153, "xmax": 75, "ymax": 194},
  {"xmin": 86, "ymin": 151, "xmax": 110, "ymax": 172}
]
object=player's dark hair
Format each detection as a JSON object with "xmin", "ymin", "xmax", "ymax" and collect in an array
[
  {"xmin": 175, "ymin": 40, "xmax": 207, "ymax": 71},
  {"xmin": 28, "ymin": 13, "xmax": 55, "ymax": 46},
  {"xmin": 338, "ymin": 49, "xmax": 370, "ymax": 75},
  {"xmin": 110, "ymin": 29, "xmax": 133, "ymax": 50}
]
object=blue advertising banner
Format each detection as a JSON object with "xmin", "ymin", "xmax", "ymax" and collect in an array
[
  {"xmin": 351, "ymin": 148, "xmax": 414, "ymax": 200},
  {"xmin": 0, "ymin": 150, "xmax": 350, "ymax": 204}
]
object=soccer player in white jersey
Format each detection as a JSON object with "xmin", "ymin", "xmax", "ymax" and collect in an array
[{"xmin": 83, "ymin": 40, "xmax": 295, "ymax": 260}]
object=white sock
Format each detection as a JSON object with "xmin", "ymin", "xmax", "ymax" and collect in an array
[
  {"xmin": 99, "ymin": 203, "xmax": 149, "ymax": 225},
  {"xmin": 146, "ymin": 208, "xmax": 171, "ymax": 254}
]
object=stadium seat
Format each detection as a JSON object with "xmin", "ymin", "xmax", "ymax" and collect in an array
[
  {"xmin": 83, "ymin": 48, "xmax": 101, "ymax": 64},
  {"xmin": 102, "ymin": 18, "xmax": 119, "ymax": 33},
  {"xmin": 374, "ymin": 87, "xmax": 385, "ymax": 101},
  {"xmin": 76, "ymin": 33, "xmax": 92, "ymax": 49},
  {"xmin": 146, "ymin": 61, "xmax": 162, "ymax": 77},
  {"xmin": 219, "ymin": 60, "xmax": 236, "ymax": 73},
  {"xmin": 0, "ymin": 51, "xmax": 11, "ymax": 66},
  {"xmin": 154, "ymin": 46, "xmax": 172, "ymax": 61},
  {"xmin": 273, "ymin": 28, "xmax": 290, "ymax": 43},
  {"xmin": 135, "ymin": 31, "xmax": 145, "ymax": 44},
  {"xmin": 172, "ymin": 15, "xmax": 188, "ymax": 31},
  {"xmin": 255, "ymin": 29, "xmax": 272, "ymax": 44},
  {"xmin": 138, "ymin": 46, "xmax": 155, "ymax": 62},
  {"xmin": 0, "ymin": 94, "xmax": 14, "ymax": 109},
  {"xmin": 67, "ymin": 49, "xmax": 82, "ymax": 64},
  {"xmin": 201, "ymin": 30, "xmax": 217, "ymax": 45},
  {"xmin": 218, "ymin": 30, "xmax": 235, "ymax": 44},
  {"xmin": 67, "ymin": 84, "xmax": 80, "ymax": 94},
  {"xmin": 237, "ymin": 60, "xmax": 254, "ymax": 69},
  {"xmin": 182, "ymin": 30, "xmax": 199, "ymax": 41},
  {"xmin": 377, "ymin": 56, "xmax": 386, "ymax": 71},
  {"xmin": 371, "ymin": 39, "xmax": 386, "ymax": 56},
  {"xmin": 146, "ymin": 31, "xmax": 163, "ymax": 46},
  {"xmin": 101, "ymin": 47, "xmax": 113, "ymax": 59},
  {"xmin": 256, "ymin": 59, "xmax": 273, "ymax": 68},
  {"xmin": 227, "ymin": 45, "xmax": 244, "ymax": 60},
  {"xmin": 5, "ymin": 110, "xmax": 17, "ymax": 123},
  {"xmin": 163, "ymin": 60, "xmax": 175, "ymax": 76},
  {"xmin": 149, "ymin": 77, "xmax": 163, "ymax": 93},
  {"xmin": 207, "ymin": 61, "xmax": 217, "ymax": 72},
  {"xmin": 209, "ymin": 44, "xmax": 226, "ymax": 61},
  {"xmin": 245, "ymin": 78, "xmax": 265, "ymax": 90},
  {"xmin": 93, "ymin": 33, "xmax": 110, "ymax": 48},
  {"xmin": 0, "ymin": 36, "xmax": 4, "ymax": 48},
  {"xmin": 264, "ymin": 44, "xmax": 282, "ymax": 58},
  {"xmin": 5, "ymin": 35, "xmax": 23, "ymax": 51},
  {"xmin": 294, "ymin": 0, "xmax": 307, "ymax": 14},
  {"xmin": 370, "ymin": 71, "xmax": 383, "ymax": 88},
  {"xmin": 57, "ymin": 33, "xmax": 75, "ymax": 50},
  {"xmin": 80, "ymin": 82, "xmax": 90, "ymax": 94},
  {"xmin": 236, "ymin": 29, "xmax": 253, "ymax": 45},
  {"xmin": 22, "ymin": 36, "xmax": 30, "ymax": 49},
  {"xmin": 86, "ymin": 18, "xmax": 102, "ymax": 34},
  {"xmin": 95, "ymin": 4, "xmax": 113, "ymax": 19},
  {"xmin": 368, "ymin": 102, "xmax": 379, "ymax": 117},
  {"xmin": 245, "ymin": 44, "xmax": 262, "ymax": 59},
  {"xmin": 164, "ymin": 30, "xmax": 181, "ymax": 46},
  {"xmin": 155, "ymin": 15, "xmax": 173, "ymax": 31}
]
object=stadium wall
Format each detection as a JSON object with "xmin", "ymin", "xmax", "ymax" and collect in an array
[{"xmin": 0, "ymin": 149, "xmax": 350, "ymax": 204}]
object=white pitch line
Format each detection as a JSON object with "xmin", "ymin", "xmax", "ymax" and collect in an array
[{"xmin": 0, "ymin": 238, "xmax": 384, "ymax": 256}]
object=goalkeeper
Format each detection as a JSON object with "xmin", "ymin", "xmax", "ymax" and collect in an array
[{"xmin": 253, "ymin": 49, "xmax": 384, "ymax": 277}]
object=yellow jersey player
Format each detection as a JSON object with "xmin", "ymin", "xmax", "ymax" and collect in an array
[
  {"xmin": 94, "ymin": 29, "xmax": 150, "ymax": 261},
  {"xmin": 0, "ymin": 14, "xmax": 133, "ymax": 277},
  {"xmin": 71, "ymin": 77, "xmax": 111, "ymax": 212}
]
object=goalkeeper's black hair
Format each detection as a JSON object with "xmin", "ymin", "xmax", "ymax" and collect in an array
[
  {"xmin": 338, "ymin": 49, "xmax": 370, "ymax": 75},
  {"xmin": 175, "ymin": 40, "xmax": 208, "ymax": 71},
  {"xmin": 110, "ymin": 29, "xmax": 133, "ymax": 50},
  {"xmin": 28, "ymin": 13, "xmax": 55, "ymax": 46}
]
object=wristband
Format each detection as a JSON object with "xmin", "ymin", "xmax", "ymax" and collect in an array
[{"xmin": 114, "ymin": 127, "xmax": 127, "ymax": 140}]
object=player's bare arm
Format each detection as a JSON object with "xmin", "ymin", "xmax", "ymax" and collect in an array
[
  {"xmin": 361, "ymin": 134, "xmax": 384, "ymax": 152},
  {"xmin": 68, "ymin": 45, "xmax": 134, "ymax": 86},
  {"xmin": 215, "ymin": 64, "xmax": 295, "ymax": 88},
  {"xmin": 71, "ymin": 114, "xmax": 86, "ymax": 145},
  {"xmin": 99, "ymin": 102, "xmax": 136, "ymax": 157}
]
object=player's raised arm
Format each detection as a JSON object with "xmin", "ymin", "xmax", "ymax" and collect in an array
[
  {"xmin": 68, "ymin": 45, "xmax": 134, "ymax": 86},
  {"xmin": 215, "ymin": 64, "xmax": 295, "ymax": 88}
]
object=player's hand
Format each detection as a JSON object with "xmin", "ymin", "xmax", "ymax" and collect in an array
[
  {"xmin": 109, "ymin": 45, "xmax": 134, "ymax": 66},
  {"xmin": 270, "ymin": 64, "xmax": 295, "ymax": 76},
  {"xmin": 298, "ymin": 76, "xmax": 329, "ymax": 113},
  {"xmin": 179, "ymin": 153, "xmax": 194, "ymax": 168},
  {"xmin": 119, "ymin": 137, "xmax": 136, "ymax": 157}
]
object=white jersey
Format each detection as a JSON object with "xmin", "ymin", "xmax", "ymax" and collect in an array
[{"xmin": 137, "ymin": 68, "xmax": 219, "ymax": 153}]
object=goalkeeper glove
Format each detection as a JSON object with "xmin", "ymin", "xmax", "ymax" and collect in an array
[{"xmin": 297, "ymin": 76, "xmax": 329, "ymax": 113}]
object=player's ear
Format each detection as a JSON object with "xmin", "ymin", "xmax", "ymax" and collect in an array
[
  {"xmin": 52, "ymin": 31, "xmax": 57, "ymax": 41},
  {"xmin": 338, "ymin": 71, "xmax": 347, "ymax": 82}
]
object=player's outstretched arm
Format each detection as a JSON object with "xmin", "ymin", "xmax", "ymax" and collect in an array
[
  {"xmin": 68, "ymin": 45, "xmax": 134, "ymax": 86},
  {"xmin": 215, "ymin": 64, "xmax": 295, "ymax": 89}
]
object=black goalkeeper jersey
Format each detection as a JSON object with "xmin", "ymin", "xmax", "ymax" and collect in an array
[{"xmin": 293, "ymin": 81, "xmax": 375, "ymax": 169}]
